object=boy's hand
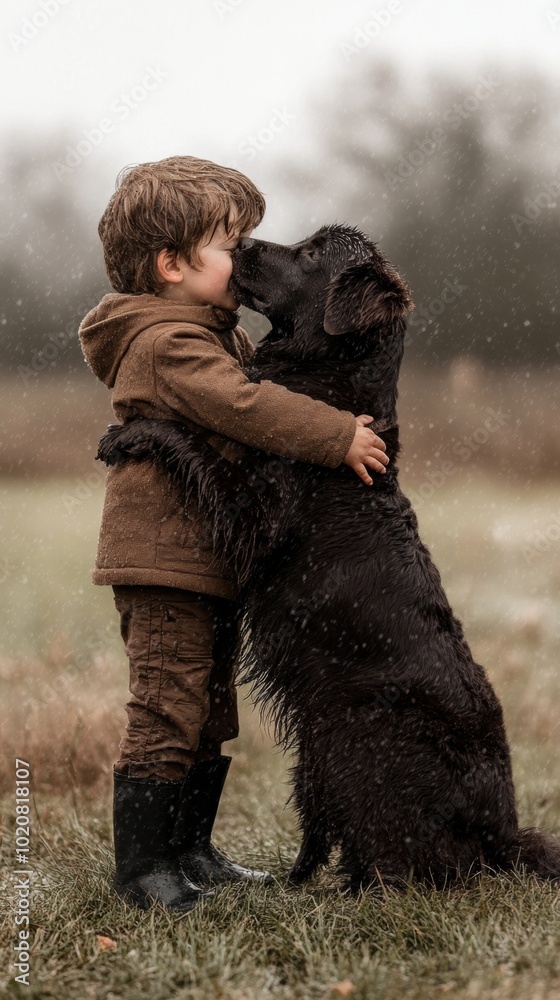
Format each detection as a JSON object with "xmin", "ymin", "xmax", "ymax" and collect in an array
[{"xmin": 344, "ymin": 415, "xmax": 389, "ymax": 486}]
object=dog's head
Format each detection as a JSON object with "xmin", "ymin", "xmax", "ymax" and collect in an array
[{"xmin": 230, "ymin": 224, "xmax": 413, "ymax": 351}]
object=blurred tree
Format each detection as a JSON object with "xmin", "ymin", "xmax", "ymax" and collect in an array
[
  {"xmin": 0, "ymin": 132, "xmax": 109, "ymax": 375},
  {"xmin": 1, "ymin": 66, "xmax": 559, "ymax": 374},
  {"xmin": 274, "ymin": 60, "xmax": 560, "ymax": 366}
]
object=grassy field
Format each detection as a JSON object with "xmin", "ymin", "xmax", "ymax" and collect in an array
[{"xmin": 1, "ymin": 471, "xmax": 560, "ymax": 999}]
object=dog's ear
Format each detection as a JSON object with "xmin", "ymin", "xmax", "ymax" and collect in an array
[{"xmin": 323, "ymin": 260, "xmax": 413, "ymax": 337}]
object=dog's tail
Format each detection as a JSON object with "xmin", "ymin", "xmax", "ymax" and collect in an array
[{"xmin": 503, "ymin": 827, "xmax": 560, "ymax": 879}]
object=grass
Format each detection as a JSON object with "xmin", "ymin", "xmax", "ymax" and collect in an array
[
  {"xmin": 1, "ymin": 470, "xmax": 560, "ymax": 998},
  {"xmin": 2, "ymin": 763, "xmax": 560, "ymax": 1000}
]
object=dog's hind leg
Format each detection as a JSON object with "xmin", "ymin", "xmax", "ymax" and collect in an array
[{"xmin": 339, "ymin": 849, "xmax": 412, "ymax": 895}]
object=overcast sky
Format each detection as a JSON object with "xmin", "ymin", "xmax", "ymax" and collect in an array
[{"xmin": 2, "ymin": 0, "xmax": 558, "ymax": 234}]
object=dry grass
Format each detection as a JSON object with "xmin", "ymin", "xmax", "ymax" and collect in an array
[
  {"xmin": 0, "ymin": 645, "xmax": 123, "ymax": 795},
  {"xmin": 0, "ymin": 639, "xmax": 275, "ymax": 798}
]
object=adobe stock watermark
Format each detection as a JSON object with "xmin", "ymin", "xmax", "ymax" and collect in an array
[
  {"xmin": 23, "ymin": 622, "xmax": 121, "ymax": 717},
  {"xmin": 545, "ymin": 4, "xmax": 560, "ymax": 29},
  {"xmin": 0, "ymin": 225, "xmax": 15, "ymax": 246},
  {"xmin": 510, "ymin": 165, "xmax": 559, "ymax": 234},
  {"xmin": 11, "ymin": 629, "xmax": 120, "ymax": 795},
  {"xmin": 385, "ymin": 74, "xmax": 501, "ymax": 190},
  {"xmin": 341, "ymin": 0, "xmax": 403, "ymax": 59},
  {"xmin": 404, "ymin": 277, "xmax": 468, "ymax": 347},
  {"xmin": 221, "ymin": 452, "xmax": 296, "ymax": 526},
  {"xmin": 407, "ymin": 408, "xmax": 511, "ymax": 508},
  {"xmin": 17, "ymin": 294, "xmax": 100, "ymax": 386},
  {"xmin": 18, "ymin": 329, "xmax": 75, "ymax": 386},
  {"xmin": 417, "ymin": 800, "xmax": 457, "ymax": 844},
  {"xmin": 12, "ymin": 760, "xmax": 32, "ymax": 988},
  {"xmin": 259, "ymin": 591, "xmax": 328, "ymax": 658},
  {"xmin": 522, "ymin": 511, "xmax": 560, "ymax": 565},
  {"xmin": 238, "ymin": 307, "xmax": 270, "ymax": 343},
  {"xmin": 370, "ymin": 680, "xmax": 407, "ymax": 712},
  {"xmin": 8, "ymin": 0, "xmax": 75, "ymax": 54},
  {"xmin": 61, "ymin": 471, "xmax": 106, "ymax": 513},
  {"xmin": 213, "ymin": 0, "xmax": 247, "ymax": 17},
  {"xmin": 0, "ymin": 556, "xmax": 18, "ymax": 584},
  {"xmin": 226, "ymin": 108, "xmax": 296, "ymax": 167},
  {"xmin": 50, "ymin": 66, "xmax": 169, "ymax": 181},
  {"xmin": 415, "ymin": 771, "xmax": 486, "ymax": 846}
]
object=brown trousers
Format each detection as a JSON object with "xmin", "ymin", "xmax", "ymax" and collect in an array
[{"xmin": 111, "ymin": 585, "xmax": 240, "ymax": 781}]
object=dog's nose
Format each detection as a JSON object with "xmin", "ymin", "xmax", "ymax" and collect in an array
[{"xmin": 237, "ymin": 237, "xmax": 255, "ymax": 250}]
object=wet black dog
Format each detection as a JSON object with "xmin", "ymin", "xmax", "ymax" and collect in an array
[{"xmin": 97, "ymin": 225, "xmax": 560, "ymax": 889}]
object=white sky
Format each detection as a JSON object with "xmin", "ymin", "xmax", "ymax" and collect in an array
[{"xmin": 1, "ymin": 0, "xmax": 558, "ymax": 235}]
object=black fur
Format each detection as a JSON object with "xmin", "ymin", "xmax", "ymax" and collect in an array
[{"xmin": 97, "ymin": 225, "xmax": 560, "ymax": 889}]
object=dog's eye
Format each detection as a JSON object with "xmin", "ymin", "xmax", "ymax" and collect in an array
[{"xmin": 305, "ymin": 248, "xmax": 322, "ymax": 262}]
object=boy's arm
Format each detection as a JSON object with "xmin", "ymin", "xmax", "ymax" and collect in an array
[
  {"xmin": 153, "ymin": 324, "xmax": 356, "ymax": 468},
  {"xmin": 232, "ymin": 326, "xmax": 255, "ymax": 366}
]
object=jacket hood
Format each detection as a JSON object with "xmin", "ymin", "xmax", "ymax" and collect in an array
[{"xmin": 78, "ymin": 292, "xmax": 240, "ymax": 388}]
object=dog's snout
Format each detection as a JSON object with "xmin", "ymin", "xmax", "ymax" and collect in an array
[{"xmin": 238, "ymin": 237, "xmax": 255, "ymax": 250}]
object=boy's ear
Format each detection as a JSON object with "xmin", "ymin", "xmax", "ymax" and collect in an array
[
  {"xmin": 156, "ymin": 248, "xmax": 184, "ymax": 285},
  {"xmin": 323, "ymin": 260, "xmax": 413, "ymax": 337}
]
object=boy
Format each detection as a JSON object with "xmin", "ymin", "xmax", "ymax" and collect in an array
[{"xmin": 78, "ymin": 155, "xmax": 389, "ymax": 913}]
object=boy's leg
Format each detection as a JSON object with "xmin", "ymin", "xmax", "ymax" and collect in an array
[
  {"xmin": 109, "ymin": 583, "xmax": 230, "ymax": 911},
  {"xmin": 111, "ymin": 584, "xmax": 269, "ymax": 887},
  {"xmin": 195, "ymin": 594, "xmax": 241, "ymax": 764},
  {"xmin": 112, "ymin": 584, "xmax": 229, "ymax": 779},
  {"xmin": 168, "ymin": 594, "xmax": 272, "ymax": 884}
]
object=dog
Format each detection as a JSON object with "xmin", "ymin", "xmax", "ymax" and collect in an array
[{"xmin": 97, "ymin": 225, "xmax": 560, "ymax": 890}]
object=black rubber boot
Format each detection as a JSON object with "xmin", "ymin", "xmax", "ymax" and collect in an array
[
  {"xmin": 171, "ymin": 756, "xmax": 273, "ymax": 885},
  {"xmin": 112, "ymin": 771, "xmax": 216, "ymax": 912}
]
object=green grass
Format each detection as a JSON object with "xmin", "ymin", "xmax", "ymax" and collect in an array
[{"xmin": 1, "ymin": 473, "xmax": 560, "ymax": 999}]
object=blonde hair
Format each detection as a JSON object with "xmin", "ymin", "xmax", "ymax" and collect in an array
[{"xmin": 98, "ymin": 155, "xmax": 266, "ymax": 294}]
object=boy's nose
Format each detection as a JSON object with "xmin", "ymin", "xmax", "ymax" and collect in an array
[{"xmin": 237, "ymin": 237, "xmax": 255, "ymax": 250}]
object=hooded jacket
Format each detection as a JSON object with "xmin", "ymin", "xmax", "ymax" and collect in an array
[{"xmin": 78, "ymin": 292, "xmax": 357, "ymax": 599}]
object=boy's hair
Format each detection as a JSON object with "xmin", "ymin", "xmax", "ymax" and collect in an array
[{"xmin": 98, "ymin": 155, "xmax": 266, "ymax": 294}]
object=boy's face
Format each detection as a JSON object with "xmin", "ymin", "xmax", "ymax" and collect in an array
[{"xmin": 157, "ymin": 218, "xmax": 252, "ymax": 309}]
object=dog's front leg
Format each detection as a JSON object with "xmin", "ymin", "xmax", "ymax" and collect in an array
[
  {"xmin": 287, "ymin": 825, "xmax": 331, "ymax": 884},
  {"xmin": 286, "ymin": 752, "xmax": 332, "ymax": 883}
]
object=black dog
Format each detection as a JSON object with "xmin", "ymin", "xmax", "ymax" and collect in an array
[{"xmin": 97, "ymin": 225, "xmax": 560, "ymax": 889}]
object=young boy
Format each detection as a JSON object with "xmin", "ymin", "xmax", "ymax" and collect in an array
[{"xmin": 78, "ymin": 155, "xmax": 389, "ymax": 914}]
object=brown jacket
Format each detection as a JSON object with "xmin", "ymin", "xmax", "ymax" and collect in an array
[{"xmin": 78, "ymin": 293, "xmax": 357, "ymax": 600}]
